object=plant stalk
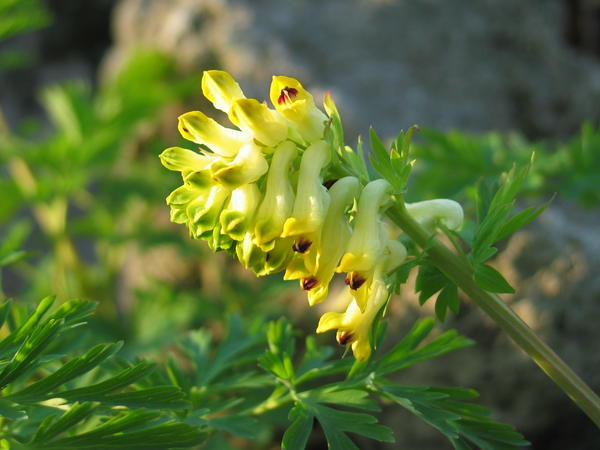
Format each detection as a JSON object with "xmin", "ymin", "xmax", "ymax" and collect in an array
[{"xmin": 387, "ymin": 202, "xmax": 600, "ymax": 427}]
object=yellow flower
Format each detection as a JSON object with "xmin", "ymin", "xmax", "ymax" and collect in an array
[
  {"xmin": 178, "ymin": 111, "xmax": 247, "ymax": 157},
  {"xmin": 405, "ymin": 199, "xmax": 464, "ymax": 231},
  {"xmin": 254, "ymin": 141, "xmax": 298, "ymax": 250},
  {"xmin": 302, "ymin": 176, "xmax": 360, "ymax": 306},
  {"xmin": 201, "ymin": 70, "xmax": 245, "ymax": 114},
  {"xmin": 281, "ymin": 140, "xmax": 331, "ymax": 270},
  {"xmin": 230, "ymin": 99, "xmax": 288, "ymax": 147},
  {"xmin": 316, "ymin": 279, "xmax": 390, "ymax": 362},
  {"xmin": 337, "ymin": 179, "xmax": 392, "ymax": 311},
  {"xmin": 270, "ymin": 75, "xmax": 327, "ymax": 142}
]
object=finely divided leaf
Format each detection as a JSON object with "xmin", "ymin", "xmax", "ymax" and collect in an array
[
  {"xmin": 378, "ymin": 384, "xmax": 528, "ymax": 449},
  {"xmin": 282, "ymin": 403, "xmax": 314, "ymax": 450}
]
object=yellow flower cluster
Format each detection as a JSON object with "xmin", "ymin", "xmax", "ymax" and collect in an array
[{"xmin": 160, "ymin": 71, "xmax": 463, "ymax": 361}]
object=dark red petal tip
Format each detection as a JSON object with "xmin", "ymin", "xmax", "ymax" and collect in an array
[
  {"xmin": 277, "ymin": 87, "xmax": 299, "ymax": 105},
  {"xmin": 292, "ymin": 239, "xmax": 312, "ymax": 253},
  {"xmin": 337, "ymin": 331, "xmax": 354, "ymax": 346},
  {"xmin": 302, "ymin": 277, "xmax": 318, "ymax": 291},
  {"xmin": 345, "ymin": 272, "xmax": 366, "ymax": 290}
]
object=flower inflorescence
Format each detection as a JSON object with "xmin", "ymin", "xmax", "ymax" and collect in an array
[{"xmin": 160, "ymin": 71, "xmax": 463, "ymax": 361}]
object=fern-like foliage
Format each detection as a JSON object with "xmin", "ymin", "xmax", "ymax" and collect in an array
[
  {"xmin": 0, "ymin": 297, "xmax": 207, "ymax": 449},
  {"xmin": 0, "ymin": 295, "xmax": 528, "ymax": 449}
]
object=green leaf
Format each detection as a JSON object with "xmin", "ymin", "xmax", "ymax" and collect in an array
[
  {"xmin": 0, "ymin": 316, "xmax": 63, "ymax": 389},
  {"xmin": 295, "ymin": 336, "xmax": 339, "ymax": 384},
  {"xmin": 201, "ymin": 415, "xmax": 259, "ymax": 439},
  {"xmin": 183, "ymin": 314, "xmax": 263, "ymax": 387},
  {"xmin": 258, "ymin": 318, "xmax": 296, "ymax": 382},
  {"xmin": 282, "ymin": 403, "xmax": 313, "ymax": 450},
  {"xmin": 474, "ymin": 264, "xmax": 515, "ymax": 294},
  {"xmin": 0, "ymin": 249, "xmax": 33, "ymax": 267},
  {"xmin": 0, "ymin": 0, "xmax": 51, "ymax": 41},
  {"xmin": 375, "ymin": 319, "xmax": 473, "ymax": 376},
  {"xmin": 304, "ymin": 387, "xmax": 379, "ymax": 412},
  {"xmin": 0, "ymin": 399, "xmax": 25, "ymax": 419},
  {"xmin": 311, "ymin": 403, "xmax": 395, "ymax": 447},
  {"xmin": 0, "ymin": 300, "xmax": 12, "ymax": 329},
  {"xmin": 415, "ymin": 264, "xmax": 449, "ymax": 305},
  {"xmin": 101, "ymin": 385, "xmax": 189, "ymax": 409},
  {"xmin": 495, "ymin": 196, "xmax": 553, "ymax": 241},
  {"xmin": 378, "ymin": 384, "xmax": 528, "ymax": 449},
  {"xmin": 32, "ymin": 401, "xmax": 98, "ymax": 443},
  {"xmin": 38, "ymin": 410, "xmax": 207, "ymax": 449},
  {"xmin": 368, "ymin": 127, "xmax": 416, "ymax": 192},
  {"xmin": 1, "ymin": 295, "xmax": 55, "ymax": 349},
  {"xmin": 8, "ymin": 342, "xmax": 123, "ymax": 402},
  {"xmin": 435, "ymin": 284, "xmax": 460, "ymax": 322},
  {"xmin": 56, "ymin": 362, "xmax": 156, "ymax": 401},
  {"xmin": 471, "ymin": 162, "xmax": 534, "ymax": 264}
]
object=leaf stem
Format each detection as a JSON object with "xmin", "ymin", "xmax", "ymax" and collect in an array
[{"xmin": 387, "ymin": 202, "xmax": 600, "ymax": 427}]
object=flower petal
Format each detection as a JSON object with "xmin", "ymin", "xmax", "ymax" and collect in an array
[
  {"xmin": 202, "ymin": 70, "xmax": 245, "ymax": 113},
  {"xmin": 211, "ymin": 144, "xmax": 268, "ymax": 188},
  {"xmin": 254, "ymin": 141, "xmax": 298, "ymax": 249},
  {"xmin": 178, "ymin": 111, "xmax": 247, "ymax": 157},
  {"xmin": 230, "ymin": 99, "xmax": 288, "ymax": 147},
  {"xmin": 270, "ymin": 75, "xmax": 327, "ymax": 142},
  {"xmin": 316, "ymin": 311, "xmax": 345, "ymax": 333},
  {"xmin": 159, "ymin": 147, "xmax": 214, "ymax": 172}
]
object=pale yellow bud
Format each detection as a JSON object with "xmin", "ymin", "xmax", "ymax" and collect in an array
[{"xmin": 201, "ymin": 70, "xmax": 245, "ymax": 113}]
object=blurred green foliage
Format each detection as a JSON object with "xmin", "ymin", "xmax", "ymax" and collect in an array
[
  {"xmin": 409, "ymin": 124, "xmax": 600, "ymax": 208},
  {"xmin": 0, "ymin": 0, "xmax": 52, "ymax": 70}
]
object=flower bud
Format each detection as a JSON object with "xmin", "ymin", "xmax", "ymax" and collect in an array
[
  {"xmin": 206, "ymin": 224, "xmax": 235, "ymax": 252},
  {"xmin": 254, "ymin": 141, "xmax": 298, "ymax": 250},
  {"xmin": 405, "ymin": 199, "xmax": 464, "ymax": 231},
  {"xmin": 220, "ymin": 183, "xmax": 261, "ymax": 241},
  {"xmin": 159, "ymin": 147, "xmax": 214, "ymax": 172},
  {"xmin": 166, "ymin": 184, "xmax": 199, "ymax": 225},
  {"xmin": 201, "ymin": 70, "xmax": 245, "ymax": 114},
  {"xmin": 178, "ymin": 111, "xmax": 246, "ymax": 157},
  {"xmin": 185, "ymin": 184, "xmax": 230, "ymax": 238},
  {"xmin": 229, "ymin": 99, "xmax": 288, "ymax": 147},
  {"xmin": 236, "ymin": 232, "xmax": 267, "ymax": 273}
]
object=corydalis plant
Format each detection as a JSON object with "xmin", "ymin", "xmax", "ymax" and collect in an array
[{"xmin": 159, "ymin": 71, "xmax": 462, "ymax": 361}]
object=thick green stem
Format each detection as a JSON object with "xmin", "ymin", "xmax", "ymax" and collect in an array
[{"xmin": 387, "ymin": 202, "xmax": 600, "ymax": 427}]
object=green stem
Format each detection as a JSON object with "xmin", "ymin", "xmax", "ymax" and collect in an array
[{"xmin": 387, "ymin": 202, "xmax": 600, "ymax": 427}]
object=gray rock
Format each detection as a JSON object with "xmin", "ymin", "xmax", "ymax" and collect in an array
[{"xmin": 103, "ymin": 0, "xmax": 600, "ymax": 139}]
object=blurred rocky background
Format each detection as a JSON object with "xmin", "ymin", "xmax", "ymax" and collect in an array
[{"xmin": 1, "ymin": 0, "xmax": 600, "ymax": 448}]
